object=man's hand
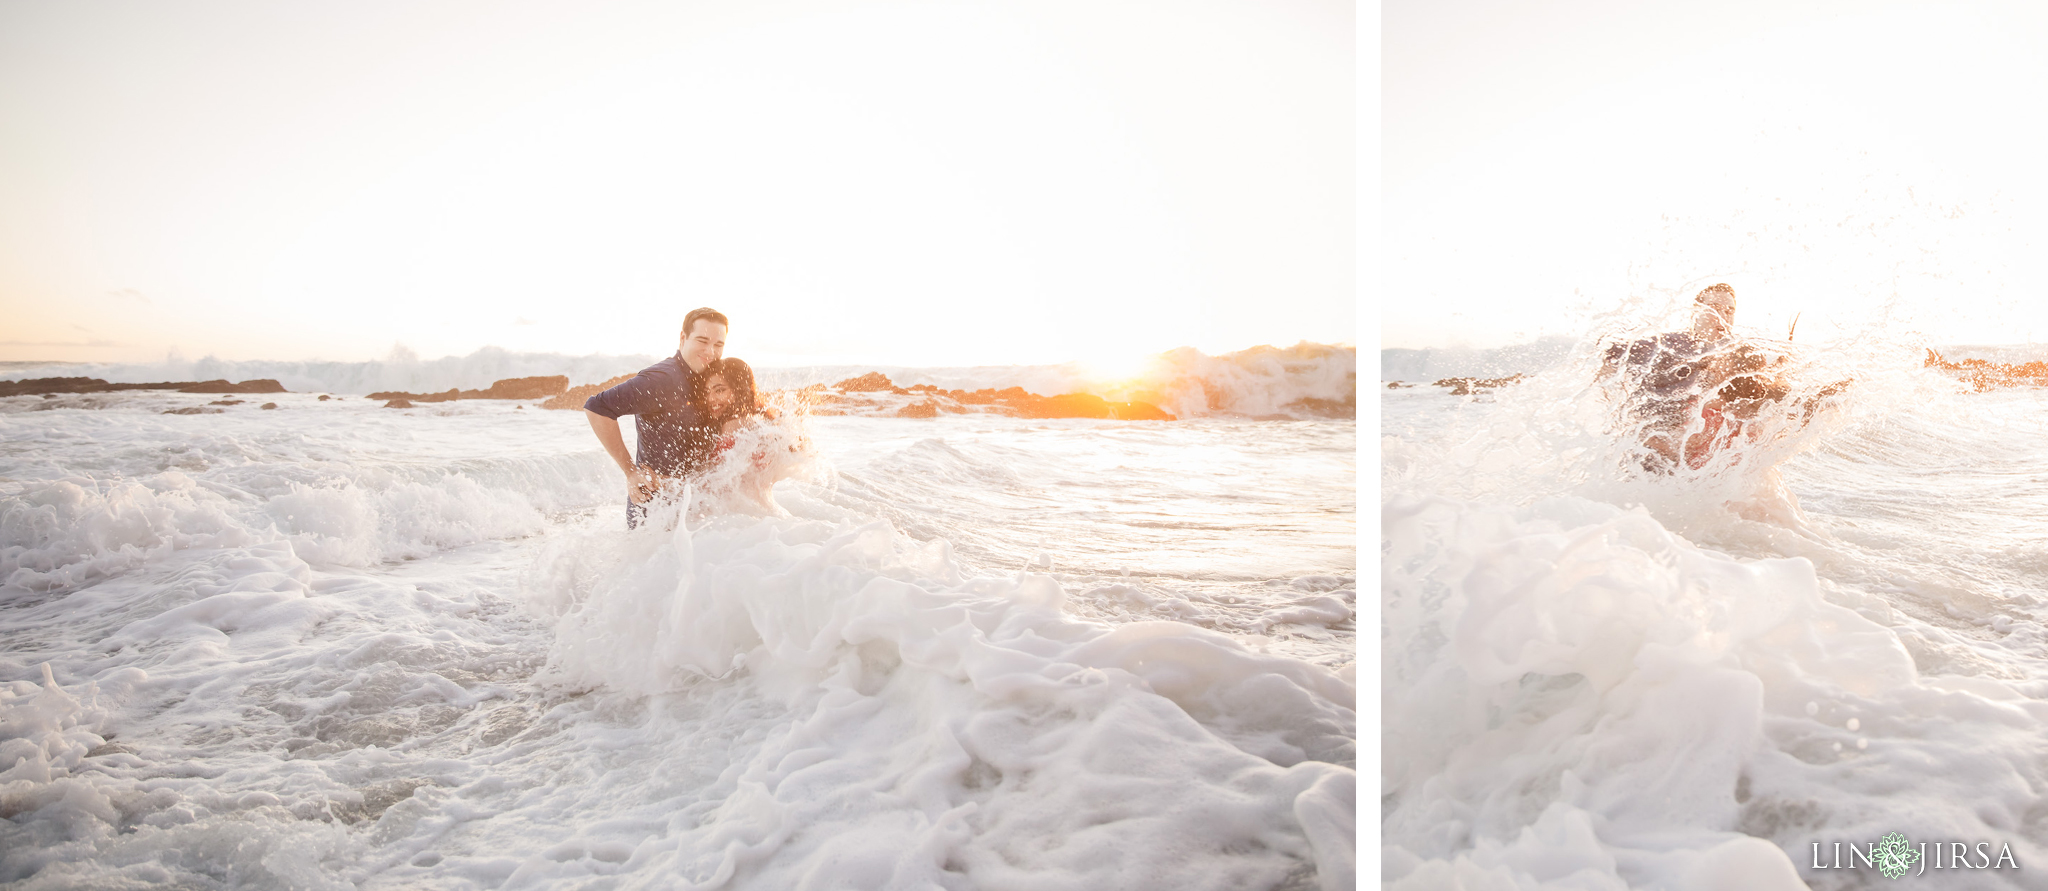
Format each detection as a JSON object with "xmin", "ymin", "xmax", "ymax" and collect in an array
[
  {"xmin": 625, "ymin": 463, "xmax": 658, "ymax": 504},
  {"xmin": 587, "ymin": 410, "xmax": 656, "ymax": 504}
]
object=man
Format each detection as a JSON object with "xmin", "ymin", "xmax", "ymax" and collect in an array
[
  {"xmin": 585, "ymin": 307, "xmax": 727, "ymax": 526},
  {"xmin": 1600, "ymin": 284, "xmax": 1787, "ymax": 470}
]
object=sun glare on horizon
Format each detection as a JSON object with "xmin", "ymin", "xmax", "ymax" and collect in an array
[{"xmin": 1076, "ymin": 351, "xmax": 1165, "ymax": 387}]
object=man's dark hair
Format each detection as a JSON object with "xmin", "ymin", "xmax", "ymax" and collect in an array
[{"xmin": 683, "ymin": 307, "xmax": 730, "ymax": 337}]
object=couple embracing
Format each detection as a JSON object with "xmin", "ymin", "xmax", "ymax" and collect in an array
[{"xmin": 583, "ymin": 307, "xmax": 792, "ymax": 526}]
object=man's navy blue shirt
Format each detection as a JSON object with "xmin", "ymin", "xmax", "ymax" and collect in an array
[{"xmin": 584, "ymin": 353, "xmax": 710, "ymax": 476}]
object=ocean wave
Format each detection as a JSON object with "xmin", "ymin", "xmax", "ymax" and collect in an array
[
  {"xmin": 1, "ymin": 437, "xmax": 611, "ymax": 597},
  {"xmin": 0, "ymin": 396, "xmax": 1356, "ymax": 888},
  {"xmin": 532, "ymin": 498, "xmax": 1356, "ymax": 888}
]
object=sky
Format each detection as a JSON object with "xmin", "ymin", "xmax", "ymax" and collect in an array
[
  {"xmin": 0, "ymin": 0, "xmax": 1352, "ymax": 369},
  {"xmin": 1386, "ymin": 0, "xmax": 2048, "ymax": 350}
]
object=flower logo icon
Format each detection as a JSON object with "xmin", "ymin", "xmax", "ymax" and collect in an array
[{"xmin": 1874, "ymin": 832, "xmax": 1922, "ymax": 880}]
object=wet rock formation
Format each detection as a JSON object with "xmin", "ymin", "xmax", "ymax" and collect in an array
[
  {"xmin": 816, "ymin": 374, "xmax": 1173, "ymax": 420},
  {"xmin": 1431, "ymin": 374, "xmax": 1526, "ymax": 396},
  {"xmin": 1926, "ymin": 349, "xmax": 2048, "ymax": 390},
  {"xmin": 1, "ymin": 377, "xmax": 287, "ymax": 397},
  {"xmin": 368, "ymin": 375, "xmax": 568, "ymax": 404},
  {"xmin": 541, "ymin": 374, "xmax": 634, "ymax": 411}
]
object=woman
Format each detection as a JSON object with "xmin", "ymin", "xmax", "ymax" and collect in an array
[{"xmin": 689, "ymin": 358, "xmax": 801, "ymax": 513}]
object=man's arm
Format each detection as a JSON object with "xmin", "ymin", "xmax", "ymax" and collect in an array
[{"xmin": 586, "ymin": 409, "xmax": 655, "ymax": 504}]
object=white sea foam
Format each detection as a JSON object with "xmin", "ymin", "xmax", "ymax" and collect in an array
[
  {"xmin": 1384, "ymin": 327, "xmax": 2048, "ymax": 888},
  {"xmin": 536, "ymin": 502, "xmax": 1355, "ymax": 888},
  {"xmin": 0, "ymin": 390, "xmax": 1354, "ymax": 888}
]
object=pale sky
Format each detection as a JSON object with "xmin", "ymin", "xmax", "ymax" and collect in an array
[
  {"xmin": 1386, "ymin": 0, "xmax": 2048, "ymax": 350},
  {"xmin": 0, "ymin": 0, "xmax": 1352, "ymax": 368}
]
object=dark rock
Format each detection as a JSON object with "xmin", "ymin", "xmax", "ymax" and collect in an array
[
  {"xmin": 478, "ymin": 376, "xmax": 568, "ymax": 400},
  {"xmin": 1106, "ymin": 400, "xmax": 1173, "ymax": 421},
  {"xmin": 384, "ymin": 398, "xmax": 415, "ymax": 409},
  {"xmin": 2, "ymin": 377, "xmax": 112, "ymax": 397},
  {"xmin": 951, "ymin": 386, "xmax": 1034, "ymax": 406},
  {"xmin": 1285, "ymin": 391, "xmax": 1357, "ymax": 419},
  {"xmin": 318, "ymin": 394, "xmax": 332, "ymax": 401},
  {"xmin": 1433, "ymin": 374, "xmax": 1526, "ymax": 396},
  {"xmin": 370, "ymin": 376, "xmax": 569, "ymax": 405},
  {"xmin": 162, "ymin": 407, "xmax": 223, "ymax": 415},
  {"xmin": 2, "ymin": 377, "xmax": 286, "ymax": 397},
  {"xmin": 209, "ymin": 399, "xmax": 244, "ymax": 406},
  {"xmin": 834, "ymin": 372, "xmax": 899, "ymax": 393},
  {"xmin": 371, "ymin": 388, "xmax": 451, "ymax": 403},
  {"xmin": 1009, "ymin": 392, "xmax": 1173, "ymax": 421},
  {"xmin": 1927, "ymin": 348, "xmax": 2048, "ymax": 391},
  {"xmin": 261, "ymin": 403, "xmax": 278, "ymax": 410},
  {"xmin": 808, "ymin": 373, "xmax": 1177, "ymax": 420},
  {"xmin": 543, "ymin": 374, "xmax": 634, "ymax": 411}
]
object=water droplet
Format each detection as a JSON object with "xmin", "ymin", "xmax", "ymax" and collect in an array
[
  {"xmin": 1857, "ymin": 738, "xmax": 1868, "ymax": 750},
  {"xmin": 1805, "ymin": 701, "xmax": 1819, "ymax": 716},
  {"xmin": 1832, "ymin": 741, "xmax": 1842, "ymax": 752},
  {"xmin": 1846, "ymin": 718, "xmax": 1860, "ymax": 731}
]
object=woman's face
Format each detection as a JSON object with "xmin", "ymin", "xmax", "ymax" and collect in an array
[{"xmin": 703, "ymin": 373, "xmax": 734, "ymax": 414}]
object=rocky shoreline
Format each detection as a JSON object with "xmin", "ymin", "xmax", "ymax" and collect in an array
[
  {"xmin": 1, "ymin": 372, "xmax": 1303, "ymax": 421},
  {"xmin": 1925, "ymin": 349, "xmax": 2048, "ymax": 391},
  {"xmin": 367, "ymin": 375, "xmax": 570, "ymax": 406},
  {"xmin": 1408, "ymin": 374, "xmax": 1527, "ymax": 396},
  {"xmin": 531, "ymin": 371, "xmax": 1176, "ymax": 419},
  {"xmin": 808, "ymin": 372, "xmax": 1173, "ymax": 420},
  {"xmin": 0, "ymin": 377, "xmax": 287, "ymax": 397}
]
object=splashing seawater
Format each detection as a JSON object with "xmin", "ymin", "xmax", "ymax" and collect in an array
[
  {"xmin": 1383, "ymin": 324, "xmax": 2048, "ymax": 889},
  {"xmin": 0, "ymin": 392, "xmax": 1356, "ymax": 889}
]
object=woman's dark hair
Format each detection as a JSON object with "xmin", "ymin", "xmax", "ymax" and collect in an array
[{"xmin": 693, "ymin": 357, "xmax": 758, "ymax": 421}]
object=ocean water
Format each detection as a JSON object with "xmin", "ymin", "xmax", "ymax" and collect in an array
[
  {"xmin": 1382, "ymin": 335, "xmax": 2048, "ymax": 889},
  {"xmin": 0, "ymin": 341, "xmax": 1356, "ymax": 422},
  {"xmin": 0, "ymin": 386, "xmax": 1356, "ymax": 889}
]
